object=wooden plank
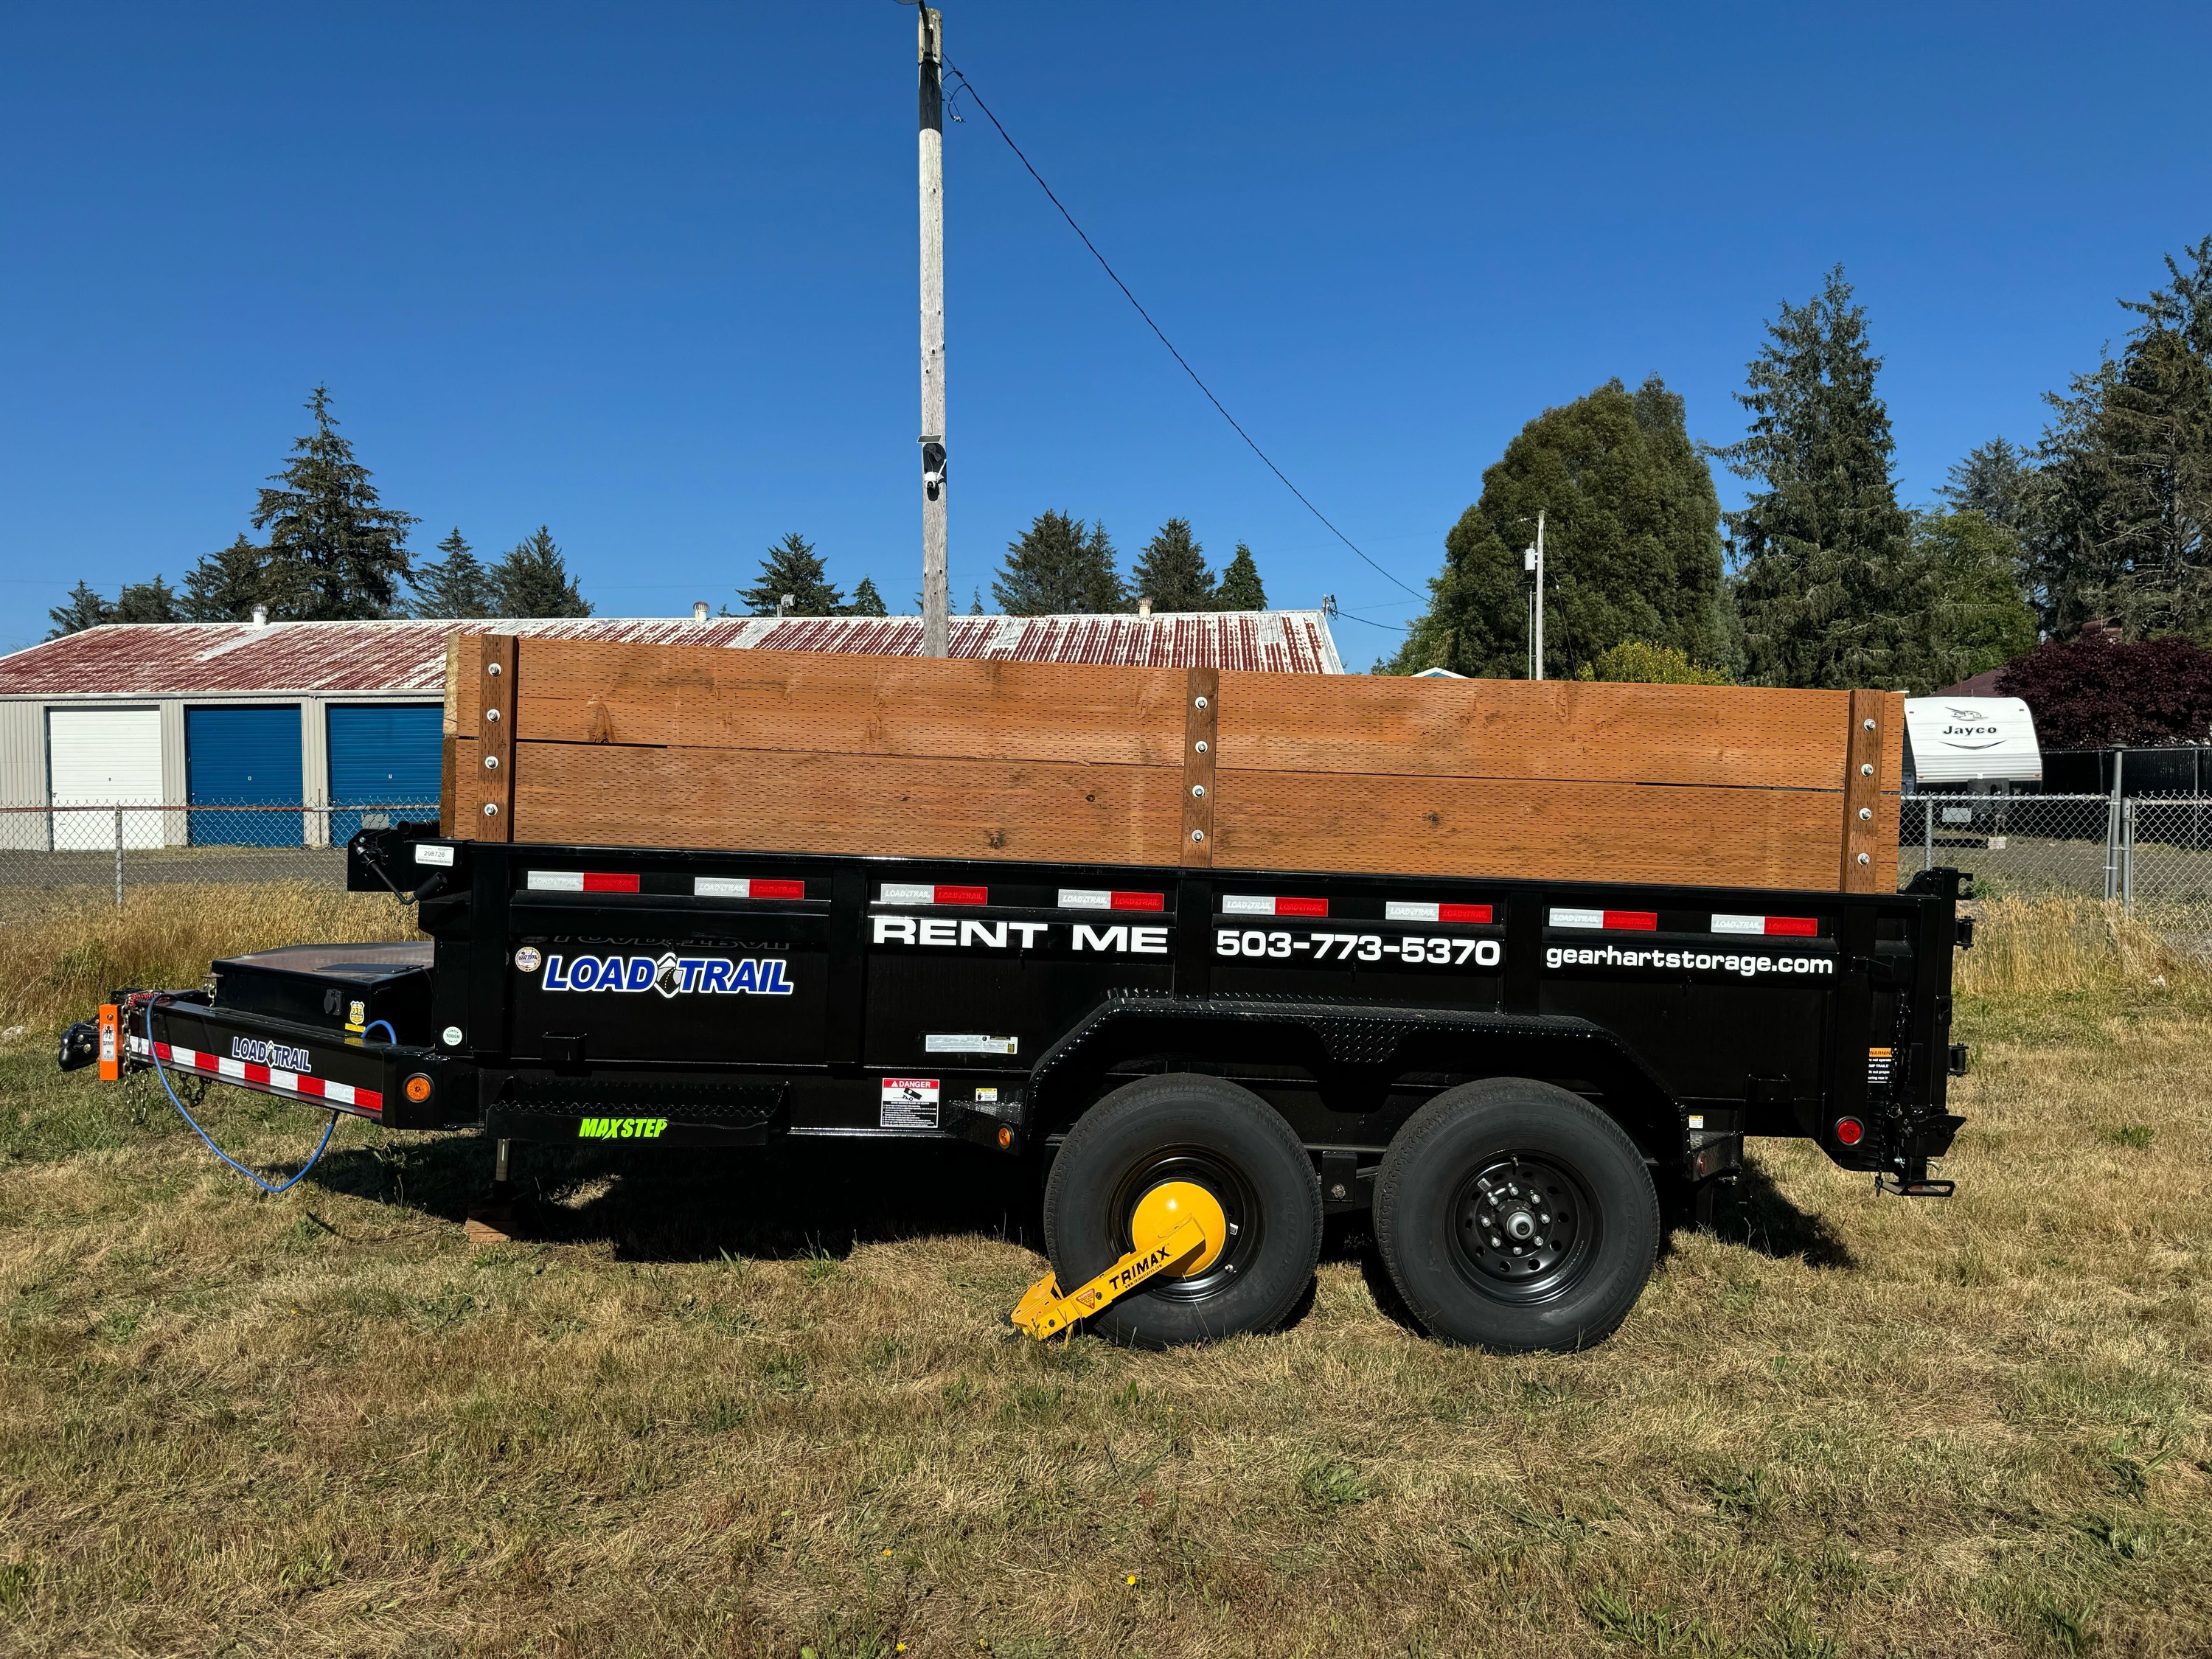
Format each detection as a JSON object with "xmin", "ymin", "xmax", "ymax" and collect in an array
[
  {"xmin": 1216, "ymin": 673, "xmax": 1851, "ymax": 790},
  {"xmin": 439, "ymin": 734, "xmax": 457, "ymax": 838},
  {"xmin": 1840, "ymin": 689, "xmax": 1891, "ymax": 892},
  {"xmin": 498, "ymin": 639, "xmax": 1187, "ymax": 765},
  {"xmin": 477, "ymin": 634, "xmax": 517, "ymax": 841},
  {"xmin": 1214, "ymin": 773, "xmax": 1844, "ymax": 890},
  {"xmin": 1181, "ymin": 667, "xmax": 1218, "ymax": 867},
  {"xmin": 507, "ymin": 741, "xmax": 1185, "ymax": 866}
]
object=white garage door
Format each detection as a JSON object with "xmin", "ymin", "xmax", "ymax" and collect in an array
[{"xmin": 49, "ymin": 706, "xmax": 165, "ymax": 850}]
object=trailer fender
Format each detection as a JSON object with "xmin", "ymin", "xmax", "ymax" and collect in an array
[{"xmin": 1025, "ymin": 992, "xmax": 1680, "ymax": 1158}]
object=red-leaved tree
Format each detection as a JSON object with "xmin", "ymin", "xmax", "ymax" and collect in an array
[{"xmin": 1997, "ymin": 634, "xmax": 2212, "ymax": 748}]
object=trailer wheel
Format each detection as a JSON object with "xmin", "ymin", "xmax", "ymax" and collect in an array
[
  {"xmin": 1374, "ymin": 1079, "xmax": 1658, "ymax": 1352},
  {"xmin": 1043, "ymin": 1074, "xmax": 1322, "ymax": 1349}
]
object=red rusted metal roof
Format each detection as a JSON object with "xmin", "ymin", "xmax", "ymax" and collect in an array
[{"xmin": 0, "ymin": 611, "xmax": 1343, "ymax": 697}]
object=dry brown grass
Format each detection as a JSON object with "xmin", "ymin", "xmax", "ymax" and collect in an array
[
  {"xmin": 0, "ymin": 897, "xmax": 2206, "ymax": 1656},
  {"xmin": 0, "ymin": 883, "xmax": 419, "ymax": 1033}
]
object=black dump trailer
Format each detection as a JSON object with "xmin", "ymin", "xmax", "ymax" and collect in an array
[{"xmin": 66, "ymin": 821, "xmax": 1971, "ymax": 1352}]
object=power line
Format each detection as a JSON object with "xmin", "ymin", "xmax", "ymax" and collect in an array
[{"xmin": 942, "ymin": 61, "xmax": 1425, "ymax": 605}]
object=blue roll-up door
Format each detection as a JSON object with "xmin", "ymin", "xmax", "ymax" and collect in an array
[
  {"xmin": 327, "ymin": 704, "xmax": 444, "ymax": 844},
  {"xmin": 187, "ymin": 706, "xmax": 303, "ymax": 846}
]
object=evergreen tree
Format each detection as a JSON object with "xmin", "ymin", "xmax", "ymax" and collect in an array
[
  {"xmin": 409, "ymin": 528, "xmax": 499, "ymax": 619},
  {"xmin": 2118, "ymin": 232, "xmax": 2212, "ymax": 357},
  {"xmin": 248, "ymin": 386, "xmax": 419, "ymax": 619},
  {"xmin": 1939, "ymin": 439, "xmax": 2034, "ymax": 529},
  {"xmin": 1217, "ymin": 543, "xmax": 1267, "ymax": 609},
  {"xmin": 46, "ymin": 581, "xmax": 112, "ymax": 638},
  {"xmin": 738, "ymin": 532, "xmax": 843, "ymax": 616},
  {"xmin": 1892, "ymin": 511, "xmax": 2040, "ymax": 693},
  {"xmin": 2026, "ymin": 330, "xmax": 2212, "ymax": 639},
  {"xmin": 181, "ymin": 535, "xmax": 271, "ymax": 622},
  {"xmin": 1716, "ymin": 268, "xmax": 1916, "ymax": 689},
  {"xmin": 493, "ymin": 527, "xmax": 592, "ymax": 617},
  {"xmin": 114, "ymin": 575, "xmax": 181, "ymax": 623},
  {"xmin": 844, "ymin": 574, "xmax": 889, "ymax": 617},
  {"xmin": 1389, "ymin": 375, "xmax": 1725, "ymax": 677},
  {"xmin": 1130, "ymin": 518, "xmax": 1217, "ymax": 611},
  {"xmin": 992, "ymin": 511, "xmax": 1127, "ymax": 614}
]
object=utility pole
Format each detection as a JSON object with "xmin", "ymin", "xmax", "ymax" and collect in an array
[
  {"xmin": 917, "ymin": 5, "xmax": 950, "ymax": 657},
  {"xmin": 1522, "ymin": 508, "xmax": 1546, "ymax": 680}
]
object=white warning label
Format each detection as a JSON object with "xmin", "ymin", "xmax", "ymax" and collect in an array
[{"xmin": 880, "ymin": 1077, "xmax": 941, "ymax": 1129}]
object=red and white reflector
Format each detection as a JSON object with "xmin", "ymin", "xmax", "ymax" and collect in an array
[
  {"xmin": 1222, "ymin": 894, "xmax": 1329, "ymax": 918},
  {"xmin": 127, "ymin": 1034, "xmax": 383, "ymax": 1113},
  {"xmin": 1711, "ymin": 913, "xmax": 1818, "ymax": 936},
  {"xmin": 1548, "ymin": 907, "xmax": 1658, "ymax": 932},
  {"xmin": 877, "ymin": 883, "xmax": 989, "ymax": 906},
  {"xmin": 526, "ymin": 870, "xmax": 639, "ymax": 894},
  {"xmin": 1059, "ymin": 888, "xmax": 1166, "ymax": 911},
  {"xmin": 695, "ymin": 876, "xmax": 807, "ymax": 900},
  {"xmin": 1385, "ymin": 900, "xmax": 1493, "ymax": 924}
]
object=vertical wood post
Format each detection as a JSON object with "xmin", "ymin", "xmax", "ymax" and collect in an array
[
  {"xmin": 479, "ymin": 633, "xmax": 518, "ymax": 842},
  {"xmin": 917, "ymin": 5, "xmax": 950, "ymax": 658},
  {"xmin": 1840, "ymin": 689, "xmax": 1887, "ymax": 891},
  {"xmin": 1181, "ymin": 667, "xmax": 1219, "ymax": 866}
]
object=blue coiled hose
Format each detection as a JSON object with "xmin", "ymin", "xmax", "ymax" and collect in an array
[{"xmin": 145, "ymin": 995, "xmax": 338, "ymax": 1197}]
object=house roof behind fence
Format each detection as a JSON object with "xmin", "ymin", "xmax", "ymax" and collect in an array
[{"xmin": 0, "ymin": 611, "xmax": 1344, "ymax": 697}]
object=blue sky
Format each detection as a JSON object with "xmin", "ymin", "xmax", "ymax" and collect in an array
[{"xmin": 3, "ymin": 2, "xmax": 2208, "ymax": 658}]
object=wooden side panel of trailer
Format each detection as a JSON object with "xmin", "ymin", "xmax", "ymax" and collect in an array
[{"xmin": 443, "ymin": 633, "xmax": 1902, "ymax": 891}]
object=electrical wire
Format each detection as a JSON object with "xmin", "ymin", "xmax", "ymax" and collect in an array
[
  {"xmin": 940, "ymin": 60, "xmax": 1425, "ymax": 604},
  {"xmin": 144, "ymin": 996, "xmax": 338, "ymax": 1197}
]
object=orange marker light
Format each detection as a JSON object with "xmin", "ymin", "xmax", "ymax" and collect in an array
[
  {"xmin": 404, "ymin": 1074, "xmax": 434, "ymax": 1104},
  {"xmin": 97, "ymin": 1004, "xmax": 120, "ymax": 1082},
  {"xmin": 995, "ymin": 1125, "xmax": 1014, "ymax": 1149}
]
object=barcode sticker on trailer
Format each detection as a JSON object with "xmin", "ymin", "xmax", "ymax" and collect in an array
[
  {"xmin": 1549, "ymin": 908, "xmax": 1657, "ymax": 931},
  {"xmin": 1058, "ymin": 888, "xmax": 1166, "ymax": 911},
  {"xmin": 413, "ymin": 844, "xmax": 455, "ymax": 866},
  {"xmin": 1385, "ymin": 900, "xmax": 1494, "ymax": 923},
  {"xmin": 1222, "ymin": 894, "xmax": 1329, "ymax": 917},
  {"xmin": 880, "ymin": 1077, "xmax": 941, "ymax": 1129},
  {"xmin": 925, "ymin": 1034, "xmax": 1018, "ymax": 1054},
  {"xmin": 695, "ymin": 876, "xmax": 807, "ymax": 900}
]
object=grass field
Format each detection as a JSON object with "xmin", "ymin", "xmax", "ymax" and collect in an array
[{"xmin": 0, "ymin": 891, "xmax": 2207, "ymax": 1656}]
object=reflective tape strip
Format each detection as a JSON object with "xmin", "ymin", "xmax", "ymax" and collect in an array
[
  {"xmin": 1385, "ymin": 900, "xmax": 1494, "ymax": 923},
  {"xmin": 1712, "ymin": 913, "xmax": 1818, "ymax": 936},
  {"xmin": 1549, "ymin": 908, "xmax": 1658, "ymax": 931},
  {"xmin": 877, "ymin": 883, "xmax": 988, "ymax": 905},
  {"xmin": 526, "ymin": 871, "xmax": 639, "ymax": 893},
  {"xmin": 128, "ymin": 1034, "xmax": 382, "ymax": 1113},
  {"xmin": 1223, "ymin": 895, "xmax": 1328, "ymax": 917},
  {"xmin": 1059, "ymin": 888, "xmax": 1165, "ymax": 911},
  {"xmin": 695, "ymin": 876, "xmax": 807, "ymax": 899}
]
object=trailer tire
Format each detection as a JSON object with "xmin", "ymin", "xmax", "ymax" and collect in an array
[
  {"xmin": 1374, "ymin": 1078, "xmax": 1658, "ymax": 1352},
  {"xmin": 1043, "ymin": 1074, "xmax": 1322, "ymax": 1349}
]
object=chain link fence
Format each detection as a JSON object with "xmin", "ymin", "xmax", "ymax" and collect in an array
[
  {"xmin": 1900, "ymin": 793, "xmax": 2212, "ymax": 917},
  {"xmin": 0, "ymin": 804, "xmax": 434, "ymax": 911}
]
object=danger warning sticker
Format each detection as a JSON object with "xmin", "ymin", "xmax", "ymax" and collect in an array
[{"xmin": 880, "ymin": 1077, "xmax": 941, "ymax": 1130}]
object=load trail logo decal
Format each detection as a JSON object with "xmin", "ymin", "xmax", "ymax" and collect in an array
[{"xmin": 538, "ymin": 953, "xmax": 794, "ymax": 997}]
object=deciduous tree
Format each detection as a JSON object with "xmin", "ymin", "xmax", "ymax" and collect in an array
[
  {"xmin": 1388, "ymin": 375, "xmax": 1725, "ymax": 677},
  {"xmin": 1997, "ymin": 633, "xmax": 2212, "ymax": 748}
]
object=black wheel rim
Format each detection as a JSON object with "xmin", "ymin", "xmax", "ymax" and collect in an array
[
  {"xmin": 1446, "ymin": 1153, "xmax": 1599, "ymax": 1305},
  {"xmin": 1102, "ymin": 1145, "xmax": 1259, "ymax": 1304}
]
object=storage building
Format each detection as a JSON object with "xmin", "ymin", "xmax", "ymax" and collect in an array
[{"xmin": 0, "ymin": 610, "xmax": 1341, "ymax": 850}]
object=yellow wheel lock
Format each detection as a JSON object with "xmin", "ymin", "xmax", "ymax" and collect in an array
[{"xmin": 1010, "ymin": 1180, "xmax": 1228, "ymax": 1340}]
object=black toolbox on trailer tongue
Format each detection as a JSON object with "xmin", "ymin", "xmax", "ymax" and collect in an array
[{"xmin": 212, "ymin": 942, "xmax": 437, "ymax": 1041}]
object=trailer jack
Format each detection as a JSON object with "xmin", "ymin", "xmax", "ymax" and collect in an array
[{"xmin": 1010, "ymin": 1182, "xmax": 1225, "ymax": 1340}]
